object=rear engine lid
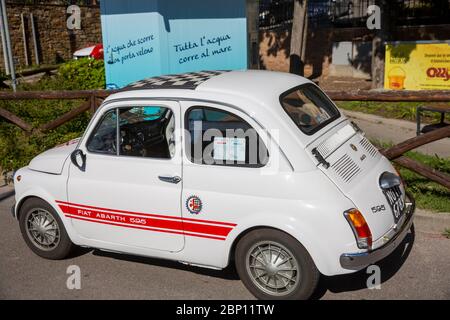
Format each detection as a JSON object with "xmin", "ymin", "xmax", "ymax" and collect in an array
[{"xmin": 307, "ymin": 122, "xmax": 406, "ymax": 242}]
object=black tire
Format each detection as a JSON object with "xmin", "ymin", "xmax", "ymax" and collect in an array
[
  {"xmin": 19, "ymin": 197, "xmax": 75, "ymax": 260},
  {"xmin": 235, "ymin": 228, "xmax": 319, "ymax": 300}
]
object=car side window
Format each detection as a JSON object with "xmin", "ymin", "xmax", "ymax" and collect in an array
[
  {"xmin": 119, "ymin": 106, "xmax": 175, "ymax": 159},
  {"xmin": 185, "ymin": 107, "xmax": 268, "ymax": 167},
  {"xmin": 86, "ymin": 109, "xmax": 117, "ymax": 155}
]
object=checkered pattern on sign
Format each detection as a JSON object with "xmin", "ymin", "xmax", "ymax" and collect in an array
[{"xmin": 125, "ymin": 70, "xmax": 229, "ymax": 90}]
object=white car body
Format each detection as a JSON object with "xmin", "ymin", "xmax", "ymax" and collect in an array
[{"xmin": 13, "ymin": 70, "xmax": 414, "ymax": 277}]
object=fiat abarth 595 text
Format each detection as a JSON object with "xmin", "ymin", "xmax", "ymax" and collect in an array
[{"xmin": 12, "ymin": 70, "xmax": 414, "ymax": 300}]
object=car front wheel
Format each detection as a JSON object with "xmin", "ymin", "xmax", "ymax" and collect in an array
[
  {"xmin": 235, "ymin": 228, "xmax": 319, "ymax": 300},
  {"xmin": 19, "ymin": 198, "xmax": 75, "ymax": 260}
]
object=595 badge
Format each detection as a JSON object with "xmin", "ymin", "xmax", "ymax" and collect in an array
[
  {"xmin": 371, "ymin": 204, "xmax": 386, "ymax": 213},
  {"xmin": 186, "ymin": 195, "xmax": 203, "ymax": 214}
]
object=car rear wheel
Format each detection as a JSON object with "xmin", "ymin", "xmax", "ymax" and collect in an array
[
  {"xmin": 19, "ymin": 198, "xmax": 75, "ymax": 259},
  {"xmin": 235, "ymin": 228, "xmax": 319, "ymax": 300}
]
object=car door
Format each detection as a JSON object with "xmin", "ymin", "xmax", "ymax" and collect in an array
[
  {"xmin": 65, "ymin": 100, "xmax": 184, "ymax": 252},
  {"xmin": 180, "ymin": 101, "xmax": 291, "ymax": 242}
]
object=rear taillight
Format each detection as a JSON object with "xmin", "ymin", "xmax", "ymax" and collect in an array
[{"xmin": 344, "ymin": 208, "xmax": 372, "ymax": 249}]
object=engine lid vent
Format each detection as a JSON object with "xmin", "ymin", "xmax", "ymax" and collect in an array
[
  {"xmin": 331, "ymin": 154, "xmax": 361, "ymax": 183},
  {"xmin": 315, "ymin": 124, "xmax": 356, "ymax": 159},
  {"xmin": 359, "ymin": 137, "xmax": 379, "ymax": 158}
]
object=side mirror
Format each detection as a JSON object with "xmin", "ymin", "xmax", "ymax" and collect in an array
[{"xmin": 71, "ymin": 149, "xmax": 86, "ymax": 171}]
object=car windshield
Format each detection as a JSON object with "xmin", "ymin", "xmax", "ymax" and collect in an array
[{"xmin": 280, "ymin": 84, "xmax": 340, "ymax": 135}]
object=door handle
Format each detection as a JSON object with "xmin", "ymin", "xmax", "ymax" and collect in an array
[{"xmin": 158, "ymin": 175, "xmax": 182, "ymax": 184}]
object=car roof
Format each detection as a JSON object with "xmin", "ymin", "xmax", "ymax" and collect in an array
[
  {"xmin": 196, "ymin": 69, "xmax": 311, "ymax": 102},
  {"xmin": 106, "ymin": 70, "xmax": 313, "ymax": 111},
  {"xmin": 123, "ymin": 70, "xmax": 230, "ymax": 90}
]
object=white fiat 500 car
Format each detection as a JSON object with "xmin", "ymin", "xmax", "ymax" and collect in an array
[{"xmin": 12, "ymin": 70, "xmax": 414, "ymax": 300}]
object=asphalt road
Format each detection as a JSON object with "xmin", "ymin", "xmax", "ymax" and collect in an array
[{"xmin": 1, "ymin": 196, "xmax": 449, "ymax": 300}]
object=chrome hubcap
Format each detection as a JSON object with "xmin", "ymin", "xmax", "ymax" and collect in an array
[
  {"xmin": 25, "ymin": 208, "xmax": 60, "ymax": 251},
  {"xmin": 246, "ymin": 241, "xmax": 300, "ymax": 296}
]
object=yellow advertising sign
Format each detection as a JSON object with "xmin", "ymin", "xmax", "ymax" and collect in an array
[{"xmin": 385, "ymin": 42, "xmax": 450, "ymax": 90}]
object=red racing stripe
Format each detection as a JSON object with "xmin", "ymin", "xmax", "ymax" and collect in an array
[
  {"xmin": 65, "ymin": 214, "xmax": 226, "ymax": 241},
  {"xmin": 59, "ymin": 204, "xmax": 233, "ymax": 237},
  {"xmin": 58, "ymin": 201, "xmax": 235, "ymax": 239},
  {"xmin": 56, "ymin": 200, "xmax": 236, "ymax": 226}
]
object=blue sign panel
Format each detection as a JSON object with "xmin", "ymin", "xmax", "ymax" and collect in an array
[{"xmin": 100, "ymin": 0, "xmax": 248, "ymax": 88}]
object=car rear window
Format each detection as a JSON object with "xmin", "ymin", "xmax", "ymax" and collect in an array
[{"xmin": 280, "ymin": 84, "xmax": 340, "ymax": 135}]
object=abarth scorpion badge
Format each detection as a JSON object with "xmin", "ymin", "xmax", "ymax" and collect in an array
[{"xmin": 186, "ymin": 195, "xmax": 203, "ymax": 214}]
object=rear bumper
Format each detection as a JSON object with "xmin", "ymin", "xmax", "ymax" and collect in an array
[{"xmin": 340, "ymin": 193, "xmax": 415, "ymax": 270}]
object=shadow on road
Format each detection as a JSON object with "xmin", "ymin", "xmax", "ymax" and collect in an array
[
  {"xmin": 83, "ymin": 225, "xmax": 415, "ymax": 299},
  {"xmin": 311, "ymin": 224, "xmax": 416, "ymax": 300},
  {"xmin": 92, "ymin": 249, "xmax": 241, "ymax": 280},
  {"xmin": 68, "ymin": 246, "xmax": 94, "ymax": 259}
]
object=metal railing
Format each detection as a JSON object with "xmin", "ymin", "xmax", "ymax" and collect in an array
[
  {"xmin": 309, "ymin": 0, "xmax": 376, "ymax": 27},
  {"xmin": 395, "ymin": 0, "xmax": 450, "ymax": 25},
  {"xmin": 259, "ymin": 0, "xmax": 294, "ymax": 30},
  {"xmin": 259, "ymin": 0, "xmax": 450, "ymax": 29}
]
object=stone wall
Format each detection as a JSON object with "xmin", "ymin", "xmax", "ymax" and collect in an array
[
  {"xmin": 259, "ymin": 24, "xmax": 450, "ymax": 79},
  {"xmin": 1, "ymin": 3, "xmax": 102, "ymax": 71}
]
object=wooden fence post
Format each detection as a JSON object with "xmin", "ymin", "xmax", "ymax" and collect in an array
[
  {"xmin": 39, "ymin": 100, "xmax": 92, "ymax": 133},
  {"xmin": 0, "ymin": 107, "xmax": 33, "ymax": 132},
  {"xmin": 382, "ymin": 126, "xmax": 450, "ymax": 160}
]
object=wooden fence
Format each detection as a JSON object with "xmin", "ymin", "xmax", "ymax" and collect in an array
[
  {"xmin": 0, "ymin": 89, "xmax": 449, "ymax": 189},
  {"xmin": 0, "ymin": 90, "xmax": 111, "ymax": 134}
]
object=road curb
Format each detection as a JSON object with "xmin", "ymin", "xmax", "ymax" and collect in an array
[{"xmin": 414, "ymin": 209, "xmax": 450, "ymax": 234}]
